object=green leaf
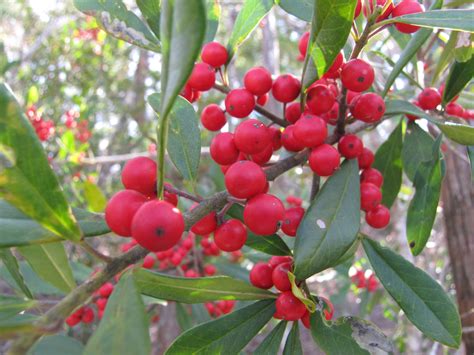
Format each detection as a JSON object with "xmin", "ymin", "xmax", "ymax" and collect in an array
[
  {"xmin": 283, "ymin": 322, "xmax": 303, "ymax": 355},
  {"xmin": 136, "ymin": 0, "xmax": 161, "ymax": 39},
  {"xmin": 391, "ymin": 9, "xmax": 474, "ymax": 33},
  {"xmin": 73, "ymin": 0, "xmax": 160, "ymax": 52},
  {"xmin": 362, "ymin": 238, "xmax": 462, "ymax": 347},
  {"xmin": 0, "ymin": 83, "xmax": 81, "ymax": 242},
  {"xmin": 311, "ymin": 312, "xmax": 393, "ymax": 354},
  {"xmin": 373, "ymin": 119, "xmax": 404, "ymax": 208},
  {"xmin": 304, "ymin": 0, "xmax": 357, "ymax": 81},
  {"xmin": 454, "ymin": 32, "xmax": 473, "ymax": 62},
  {"xmin": 176, "ymin": 303, "xmax": 194, "ymax": 331},
  {"xmin": 0, "ymin": 314, "xmax": 36, "ymax": 337},
  {"xmin": 166, "ymin": 299, "xmax": 275, "ymax": 355},
  {"xmin": 442, "ymin": 55, "xmax": 474, "ymax": 104},
  {"xmin": 0, "ymin": 294, "xmax": 36, "ymax": 319},
  {"xmin": 288, "ymin": 272, "xmax": 316, "ymax": 312},
  {"xmin": 83, "ymin": 181, "xmax": 107, "ymax": 212},
  {"xmin": 205, "ymin": 0, "xmax": 221, "ymax": 43},
  {"xmin": 382, "ymin": 0, "xmax": 443, "ymax": 96},
  {"xmin": 402, "ymin": 122, "xmax": 435, "ymax": 182},
  {"xmin": 0, "ymin": 200, "xmax": 109, "ymax": 248},
  {"xmin": 159, "ymin": 0, "xmax": 206, "ymax": 121},
  {"xmin": 226, "ymin": 0, "xmax": 274, "ymax": 63},
  {"xmin": 294, "ymin": 159, "xmax": 360, "ymax": 280},
  {"xmin": 431, "ymin": 31, "xmax": 458, "ymax": 85},
  {"xmin": 277, "ymin": 0, "xmax": 313, "ymax": 21},
  {"xmin": 254, "ymin": 321, "xmax": 287, "ymax": 355},
  {"xmin": 28, "ymin": 335, "xmax": 84, "ymax": 355},
  {"xmin": 26, "ymin": 86, "xmax": 39, "ymax": 106},
  {"xmin": 227, "ymin": 204, "xmax": 291, "ymax": 256},
  {"xmin": 148, "ymin": 94, "xmax": 201, "ymax": 181},
  {"xmin": 467, "ymin": 146, "xmax": 474, "ymax": 182},
  {"xmin": 18, "ymin": 243, "xmax": 76, "ymax": 293},
  {"xmin": 134, "ymin": 269, "xmax": 275, "ymax": 303},
  {"xmin": 406, "ymin": 136, "xmax": 443, "ymax": 255},
  {"xmin": 437, "ymin": 122, "xmax": 474, "ymax": 146},
  {"xmin": 0, "ymin": 249, "xmax": 33, "ymax": 298},
  {"xmin": 84, "ymin": 274, "xmax": 151, "ymax": 355}
]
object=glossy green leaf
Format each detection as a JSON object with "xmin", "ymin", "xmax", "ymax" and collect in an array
[
  {"xmin": 384, "ymin": 99, "xmax": 427, "ymax": 118},
  {"xmin": 214, "ymin": 260, "xmax": 249, "ymax": 281},
  {"xmin": 431, "ymin": 31, "xmax": 458, "ymax": 85},
  {"xmin": 371, "ymin": 50, "xmax": 423, "ymax": 89},
  {"xmin": 0, "ymin": 294, "xmax": 36, "ymax": 319},
  {"xmin": 294, "ymin": 159, "xmax": 360, "ymax": 280},
  {"xmin": 73, "ymin": 0, "xmax": 160, "ymax": 52},
  {"xmin": 304, "ymin": 0, "xmax": 357, "ymax": 81},
  {"xmin": 373, "ymin": 120, "xmax": 404, "ymax": 207},
  {"xmin": 0, "ymin": 83, "xmax": 81, "ymax": 242},
  {"xmin": 467, "ymin": 146, "xmax": 474, "ymax": 182},
  {"xmin": 18, "ymin": 243, "xmax": 76, "ymax": 293},
  {"xmin": 277, "ymin": 0, "xmax": 313, "ymax": 21},
  {"xmin": 402, "ymin": 122, "xmax": 435, "ymax": 182},
  {"xmin": 83, "ymin": 181, "xmax": 107, "ymax": 212},
  {"xmin": 159, "ymin": 0, "xmax": 206, "ymax": 121},
  {"xmin": 148, "ymin": 94, "xmax": 200, "ymax": 180},
  {"xmin": 407, "ymin": 136, "xmax": 443, "ymax": 255},
  {"xmin": 288, "ymin": 272, "xmax": 316, "ymax": 312},
  {"xmin": 254, "ymin": 321, "xmax": 287, "ymax": 355},
  {"xmin": 382, "ymin": 0, "xmax": 443, "ymax": 96},
  {"xmin": 227, "ymin": 204, "xmax": 291, "ymax": 256},
  {"xmin": 437, "ymin": 122, "xmax": 474, "ymax": 145},
  {"xmin": 166, "ymin": 299, "xmax": 275, "ymax": 355},
  {"xmin": 136, "ymin": 0, "xmax": 160, "ymax": 39},
  {"xmin": 0, "ymin": 200, "xmax": 109, "ymax": 248},
  {"xmin": 226, "ymin": 0, "xmax": 274, "ymax": 62},
  {"xmin": 28, "ymin": 335, "xmax": 84, "ymax": 355},
  {"xmin": 0, "ymin": 249, "xmax": 33, "ymax": 298},
  {"xmin": 205, "ymin": 0, "xmax": 221, "ymax": 43},
  {"xmin": 311, "ymin": 312, "xmax": 393, "ymax": 354},
  {"xmin": 84, "ymin": 274, "xmax": 151, "ymax": 355},
  {"xmin": 283, "ymin": 322, "xmax": 303, "ymax": 355},
  {"xmin": 391, "ymin": 9, "xmax": 474, "ymax": 33},
  {"xmin": 442, "ymin": 55, "xmax": 474, "ymax": 104},
  {"xmin": 134, "ymin": 269, "xmax": 275, "ymax": 303},
  {"xmin": 363, "ymin": 238, "xmax": 461, "ymax": 347}
]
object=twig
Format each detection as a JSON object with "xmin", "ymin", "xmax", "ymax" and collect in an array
[
  {"xmin": 80, "ymin": 241, "xmax": 112, "ymax": 263},
  {"xmin": 309, "ymin": 174, "xmax": 320, "ymax": 201},
  {"xmin": 164, "ymin": 184, "xmax": 202, "ymax": 203}
]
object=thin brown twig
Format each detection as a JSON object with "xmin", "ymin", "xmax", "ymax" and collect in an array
[
  {"xmin": 80, "ymin": 241, "xmax": 112, "ymax": 263},
  {"xmin": 164, "ymin": 184, "xmax": 202, "ymax": 203}
]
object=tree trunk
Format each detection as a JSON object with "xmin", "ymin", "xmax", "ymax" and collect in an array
[{"xmin": 441, "ymin": 145, "xmax": 474, "ymax": 353}]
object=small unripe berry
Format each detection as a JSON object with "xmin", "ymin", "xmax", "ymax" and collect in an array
[
  {"xmin": 338, "ymin": 134, "xmax": 364, "ymax": 159},
  {"xmin": 105, "ymin": 190, "xmax": 147, "ymax": 237},
  {"xmin": 249, "ymin": 262, "xmax": 273, "ymax": 289},
  {"xmin": 201, "ymin": 42, "xmax": 228, "ymax": 68},
  {"xmin": 350, "ymin": 93, "xmax": 386, "ymax": 123},
  {"xmin": 417, "ymin": 87, "xmax": 441, "ymax": 110},
  {"xmin": 306, "ymin": 85, "xmax": 336, "ymax": 115},
  {"xmin": 272, "ymin": 75, "xmax": 301, "ymax": 103},
  {"xmin": 225, "ymin": 161, "xmax": 267, "ymax": 199},
  {"xmin": 309, "ymin": 144, "xmax": 341, "ymax": 177},
  {"xmin": 214, "ymin": 219, "xmax": 247, "ymax": 252},
  {"xmin": 244, "ymin": 67, "xmax": 273, "ymax": 96},
  {"xmin": 201, "ymin": 104, "xmax": 227, "ymax": 131},
  {"xmin": 360, "ymin": 182, "xmax": 382, "ymax": 212},
  {"xmin": 234, "ymin": 119, "xmax": 271, "ymax": 154},
  {"xmin": 341, "ymin": 59, "xmax": 374, "ymax": 92},
  {"xmin": 243, "ymin": 194, "xmax": 285, "ymax": 236},
  {"xmin": 275, "ymin": 291, "xmax": 307, "ymax": 321},
  {"xmin": 121, "ymin": 157, "xmax": 157, "ymax": 196},
  {"xmin": 225, "ymin": 88, "xmax": 256, "ymax": 118},
  {"xmin": 366, "ymin": 204, "xmax": 390, "ymax": 228},
  {"xmin": 392, "ymin": 0, "xmax": 424, "ymax": 34},
  {"xmin": 210, "ymin": 132, "xmax": 239, "ymax": 165},
  {"xmin": 361, "ymin": 168, "xmax": 384, "ymax": 187}
]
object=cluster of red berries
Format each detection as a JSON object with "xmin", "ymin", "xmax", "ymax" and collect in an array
[
  {"xmin": 204, "ymin": 300, "xmax": 236, "ymax": 318},
  {"xmin": 248, "ymin": 255, "xmax": 333, "ymax": 328},
  {"xmin": 350, "ymin": 268, "xmax": 379, "ymax": 293},
  {"xmin": 66, "ymin": 281, "xmax": 114, "ymax": 327},
  {"xmin": 26, "ymin": 106, "xmax": 55, "ymax": 141},
  {"xmin": 64, "ymin": 110, "xmax": 93, "ymax": 143},
  {"xmin": 408, "ymin": 85, "xmax": 473, "ymax": 121}
]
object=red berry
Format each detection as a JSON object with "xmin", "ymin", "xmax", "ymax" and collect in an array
[
  {"xmin": 392, "ymin": 0, "xmax": 424, "ymax": 34},
  {"xmin": 257, "ymin": 93, "xmax": 269, "ymax": 106},
  {"xmin": 188, "ymin": 63, "xmax": 216, "ymax": 91},
  {"xmin": 358, "ymin": 148, "xmax": 374, "ymax": 169},
  {"xmin": 361, "ymin": 168, "xmax": 384, "ymax": 187},
  {"xmin": 66, "ymin": 315, "xmax": 81, "ymax": 327},
  {"xmin": 354, "ymin": 0, "xmax": 362, "ymax": 18},
  {"xmin": 346, "ymin": 90, "xmax": 359, "ymax": 105},
  {"xmin": 269, "ymin": 126, "xmax": 282, "ymax": 151},
  {"xmin": 96, "ymin": 298, "xmax": 108, "ymax": 310},
  {"xmin": 320, "ymin": 296, "xmax": 334, "ymax": 320},
  {"xmin": 105, "ymin": 190, "xmax": 147, "ymax": 237},
  {"xmin": 341, "ymin": 59, "xmax": 374, "ymax": 92},
  {"xmin": 275, "ymin": 291, "xmax": 307, "ymax": 321},
  {"xmin": 244, "ymin": 67, "xmax": 273, "ymax": 96},
  {"xmin": 281, "ymin": 125, "xmax": 306, "ymax": 152},
  {"xmin": 201, "ymin": 104, "xmax": 226, "ymax": 131},
  {"xmin": 268, "ymin": 256, "xmax": 293, "ymax": 269},
  {"xmin": 204, "ymin": 264, "xmax": 217, "ymax": 276},
  {"xmin": 225, "ymin": 161, "xmax": 267, "ymax": 199},
  {"xmin": 163, "ymin": 182, "xmax": 179, "ymax": 206},
  {"xmin": 251, "ymin": 144, "xmax": 273, "ymax": 165},
  {"xmin": 131, "ymin": 200, "xmax": 185, "ymax": 252},
  {"xmin": 301, "ymin": 310, "xmax": 311, "ymax": 329},
  {"xmin": 366, "ymin": 274, "xmax": 379, "ymax": 292},
  {"xmin": 210, "ymin": 132, "xmax": 239, "ymax": 165},
  {"xmin": 243, "ymin": 194, "xmax": 285, "ymax": 236},
  {"xmin": 225, "ymin": 88, "xmax": 255, "ymax": 118},
  {"xmin": 281, "ymin": 207, "xmax": 305, "ymax": 237},
  {"xmin": 306, "ymin": 85, "xmax": 336, "ymax": 115},
  {"xmin": 292, "ymin": 114, "xmax": 328, "ymax": 148},
  {"xmin": 81, "ymin": 307, "xmax": 95, "ymax": 323},
  {"xmin": 121, "ymin": 157, "xmax": 157, "ymax": 196},
  {"xmin": 366, "ymin": 204, "xmax": 390, "ymax": 228},
  {"xmin": 309, "ymin": 144, "xmax": 341, "ymax": 177},
  {"xmin": 185, "ymin": 269, "xmax": 199, "ymax": 278},
  {"xmin": 298, "ymin": 32, "xmax": 310, "ymax": 57},
  {"xmin": 338, "ymin": 134, "xmax": 363, "ymax": 159},
  {"xmin": 272, "ymin": 75, "xmax": 301, "ymax": 103},
  {"xmin": 201, "ymin": 42, "xmax": 228, "ymax": 68},
  {"xmin": 285, "ymin": 102, "xmax": 302, "ymax": 123},
  {"xmin": 350, "ymin": 93, "xmax": 386, "ymax": 123},
  {"xmin": 190, "ymin": 204, "xmax": 217, "ymax": 235},
  {"xmin": 272, "ymin": 262, "xmax": 292, "ymax": 292},
  {"xmin": 286, "ymin": 195, "xmax": 303, "ymax": 207},
  {"xmin": 326, "ymin": 52, "xmax": 344, "ymax": 75},
  {"xmin": 234, "ymin": 119, "xmax": 271, "ymax": 154},
  {"xmin": 214, "ymin": 219, "xmax": 247, "ymax": 252},
  {"xmin": 99, "ymin": 282, "xmax": 114, "ymax": 298},
  {"xmin": 446, "ymin": 102, "xmax": 464, "ymax": 117},
  {"xmin": 417, "ymin": 87, "xmax": 441, "ymax": 110},
  {"xmin": 250, "ymin": 262, "xmax": 274, "ymax": 289},
  {"xmin": 142, "ymin": 254, "xmax": 155, "ymax": 269},
  {"xmin": 360, "ymin": 182, "xmax": 382, "ymax": 212}
]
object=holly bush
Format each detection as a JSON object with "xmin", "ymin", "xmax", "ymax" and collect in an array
[{"xmin": 0, "ymin": 0, "xmax": 473, "ymax": 354}]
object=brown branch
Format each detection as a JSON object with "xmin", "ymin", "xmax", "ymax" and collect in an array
[
  {"xmin": 164, "ymin": 184, "xmax": 202, "ymax": 203},
  {"xmin": 310, "ymin": 174, "xmax": 320, "ymax": 201}
]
